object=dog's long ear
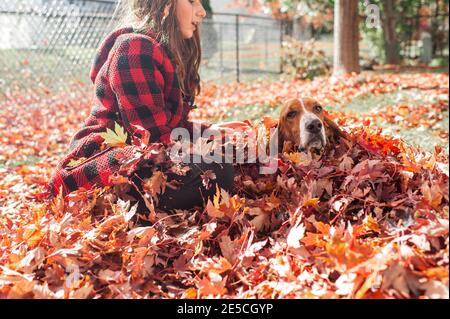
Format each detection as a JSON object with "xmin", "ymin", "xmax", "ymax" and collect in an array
[
  {"xmin": 268, "ymin": 125, "xmax": 290, "ymax": 154},
  {"xmin": 269, "ymin": 126, "xmax": 281, "ymax": 154},
  {"xmin": 323, "ymin": 115, "xmax": 353, "ymax": 142},
  {"xmin": 273, "ymin": 125, "xmax": 294, "ymax": 153}
]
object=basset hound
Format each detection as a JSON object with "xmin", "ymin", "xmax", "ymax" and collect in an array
[
  {"xmin": 210, "ymin": 97, "xmax": 351, "ymax": 160},
  {"xmin": 271, "ymin": 98, "xmax": 351, "ymax": 155}
]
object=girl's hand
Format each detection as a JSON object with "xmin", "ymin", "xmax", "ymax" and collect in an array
[
  {"xmin": 206, "ymin": 121, "xmax": 253, "ymax": 140},
  {"xmin": 212, "ymin": 120, "xmax": 252, "ymax": 130},
  {"xmin": 207, "ymin": 124, "xmax": 234, "ymax": 139}
]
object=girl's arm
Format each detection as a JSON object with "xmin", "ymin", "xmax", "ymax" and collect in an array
[{"xmin": 109, "ymin": 36, "xmax": 187, "ymax": 144}]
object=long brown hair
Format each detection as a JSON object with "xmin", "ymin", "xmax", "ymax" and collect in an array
[{"xmin": 116, "ymin": 0, "xmax": 202, "ymax": 97}]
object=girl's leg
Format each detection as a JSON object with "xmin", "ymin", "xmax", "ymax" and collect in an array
[
  {"xmin": 157, "ymin": 161, "xmax": 234, "ymax": 211},
  {"xmin": 128, "ymin": 160, "xmax": 234, "ymax": 218}
]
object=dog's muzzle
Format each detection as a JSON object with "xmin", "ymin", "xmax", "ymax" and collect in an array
[{"xmin": 300, "ymin": 117, "xmax": 326, "ymax": 154}]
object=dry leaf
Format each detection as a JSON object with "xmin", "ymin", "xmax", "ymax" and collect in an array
[{"xmin": 99, "ymin": 122, "xmax": 128, "ymax": 147}]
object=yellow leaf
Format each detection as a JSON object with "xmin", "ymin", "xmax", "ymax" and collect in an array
[
  {"xmin": 213, "ymin": 184, "xmax": 220, "ymax": 207},
  {"xmin": 144, "ymin": 171, "xmax": 167, "ymax": 199},
  {"xmin": 24, "ymin": 226, "xmax": 44, "ymax": 248},
  {"xmin": 194, "ymin": 240, "xmax": 203, "ymax": 256},
  {"xmin": 421, "ymin": 267, "xmax": 449, "ymax": 280},
  {"xmin": 206, "ymin": 185, "xmax": 226, "ymax": 218},
  {"xmin": 363, "ymin": 214, "xmax": 380, "ymax": 233},
  {"xmin": 315, "ymin": 222, "xmax": 330, "ymax": 235},
  {"xmin": 301, "ymin": 232, "xmax": 326, "ymax": 248},
  {"xmin": 198, "ymin": 275, "xmax": 227, "ymax": 297},
  {"xmin": 183, "ymin": 288, "xmax": 197, "ymax": 299},
  {"xmin": 99, "ymin": 122, "xmax": 128, "ymax": 147},
  {"xmin": 284, "ymin": 152, "xmax": 312, "ymax": 166},
  {"xmin": 303, "ymin": 197, "xmax": 320, "ymax": 207},
  {"xmin": 66, "ymin": 157, "xmax": 87, "ymax": 168},
  {"xmin": 206, "ymin": 200, "xmax": 224, "ymax": 218},
  {"xmin": 284, "ymin": 152, "xmax": 301, "ymax": 165},
  {"xmin": 355, "ymin": 272, "xmax": 378, "ymax": 299},
  {"xmin": 266, "ymin": 191, "xmax": 281, "ymax": 209}
]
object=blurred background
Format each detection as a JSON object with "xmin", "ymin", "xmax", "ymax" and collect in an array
[{"xmin": 0, "ymin": 0, "xmax": 448, "ymax": 106}]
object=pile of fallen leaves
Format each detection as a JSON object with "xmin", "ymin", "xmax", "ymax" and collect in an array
[{"xmin": 0, "ymin": 72, "xmax": 448, "ymax": 299}]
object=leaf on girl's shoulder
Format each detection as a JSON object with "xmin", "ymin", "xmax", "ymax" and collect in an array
[
  {"xmin": 66, "ymin": 157, "xmax": 87, "ymax": 168},
  {"xmin": 99, "ymin": 122, "xmax": 128, "ymax": 147}
]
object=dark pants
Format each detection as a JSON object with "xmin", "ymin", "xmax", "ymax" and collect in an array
[{"xmin": 129, "ymin": 159, "xmax": 234, "ymax": 216}]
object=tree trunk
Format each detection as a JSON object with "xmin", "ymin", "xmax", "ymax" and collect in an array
[
  {"xmin": 382, "ymin": 0, "xmax": 401, "ymax": 64},
  {"xmin": 333, "ymin": 0, "xmax": 360, "ymax": 75}
]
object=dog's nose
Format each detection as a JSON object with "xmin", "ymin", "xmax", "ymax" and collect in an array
[{"xmin": 306, "ymin": 119, "xmax": 322, "ymax": 134}]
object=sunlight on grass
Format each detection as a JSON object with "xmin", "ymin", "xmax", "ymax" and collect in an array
[
  {"xmin": 341, "ymin": 89, "xmax": 449, "ymax": 152},
  {"xmin": 220, "ymin": 88, "xmax": 448, "ymax": 153},
  {"xmin": 0, "ymin": 156, "xmax": 42, "ymax": 169}
]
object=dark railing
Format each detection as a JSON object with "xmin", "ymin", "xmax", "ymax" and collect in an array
[{"xmin": 201, "ymin": 12, "xmax": 284, "ymax": 83}]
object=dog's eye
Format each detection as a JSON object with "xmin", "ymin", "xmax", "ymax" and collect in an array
[
  {"xmin": 313, "ymin": 105, "xmax": 323, "ymax": 113},
  {"xmin": 286, "ymin": 111, "xmax": 297, "ymax": 119}
]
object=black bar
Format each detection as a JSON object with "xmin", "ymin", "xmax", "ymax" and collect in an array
[{"xmin": 2, "ymin": 299, "xmax": 448, "ymax": 318}]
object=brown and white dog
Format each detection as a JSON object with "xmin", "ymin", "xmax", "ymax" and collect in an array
[
  {"xmin": 271, "ymin": 98, "xmax": 351, "ymax": 155},
  {"xmin": 211, "ymin": 97, "xmax": 350, "ymax": 161}
]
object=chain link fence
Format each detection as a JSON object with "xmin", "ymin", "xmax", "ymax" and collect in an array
[
  {"xmin": 0, "ymin": 0, "xmax": 284, "ymax": 106},
  {"xmin": 0, "ymin": 0, "xmax": 118, "ymax": 103},
  {"xmin": 201, "ymin": 13, "xmax": 283, "ymax": 83}
]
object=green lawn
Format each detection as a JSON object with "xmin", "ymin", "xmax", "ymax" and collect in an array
[
  {"xmin": 219, "ymin": 87, "xmax": 449, "ymax": 154},
  {"xmin": 0, "ymin": 47, "xmax": 95, "ymax": 98},
  {"xmin": 341, "ymin": 89, "xmax": 449, "ymax": 153}
]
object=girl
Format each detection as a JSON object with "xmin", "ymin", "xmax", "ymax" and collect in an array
[{"xmin": 48, "ymin": 0, "xmax": 241, "ymax": 213}]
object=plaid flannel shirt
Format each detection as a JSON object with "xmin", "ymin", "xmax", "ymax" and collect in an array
[{"xmin": 48, "ymin": 27, "xmax": 210, "ymax": 197}]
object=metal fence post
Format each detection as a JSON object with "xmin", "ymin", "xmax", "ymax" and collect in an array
[
  {"xmin": 280, "ymin": 19, "xmax": 284, "ymax": 74},
  {"xmin": 235, "ymin": 14, "xmax": 240, "ymax": 83},
  {"xmin": 265, "ymin": 25, "xmax": 269, "ymax": 70},
  {"xmin": 219, "ymin": 22, "xmax": 224, "ymax": 77},
  {"xmin": 3, "ymin": 0, "xmax": 447, "ymax": 103}
]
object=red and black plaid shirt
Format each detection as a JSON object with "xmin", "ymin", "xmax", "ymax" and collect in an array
[{"xmin": 48, "ymin": 27, "xmax": 209, "ymax": 197}]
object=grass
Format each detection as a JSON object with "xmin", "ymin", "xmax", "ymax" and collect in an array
[
  {"xmin": 0, "ymin": 47, "xmax": 96, "ymax": 98},
  {"xmin": 341, "ymin": 89, "xmax": 449, "ymax": 153},
  {"xmin": 2, "ymin": 45, "xmax": 447, "ymax": 164},
  {"xmin": 1, "ymin": 86, "xmax": 447, "ymax": 170},
  {"xmin": 0, "ymin": 156, "xmax": 42, "ymax": 170},
  {"xmin": 219, "ymin": 87, "xmax": 449, "ymax": 154}
]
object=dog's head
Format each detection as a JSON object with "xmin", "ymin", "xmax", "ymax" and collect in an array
[{"xmin": 277, "ymin": 98, "xmax": 328, "ymax": 155}]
